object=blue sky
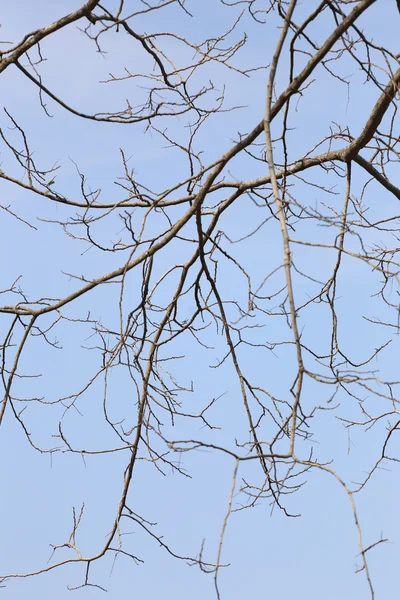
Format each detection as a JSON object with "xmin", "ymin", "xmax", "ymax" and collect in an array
[{"xmin": 1, "ymin": 1, "xmax": 400, "ymax": 598}]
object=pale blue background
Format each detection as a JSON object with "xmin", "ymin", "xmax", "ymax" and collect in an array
[{"xmin": 1, "ymin": 2, "xmax": 399, "ymax": 598}]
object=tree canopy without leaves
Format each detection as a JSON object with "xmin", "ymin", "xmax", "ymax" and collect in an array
[{"xmin": 1, "ymin": 1, "xmax": 400, "ymax": 598}]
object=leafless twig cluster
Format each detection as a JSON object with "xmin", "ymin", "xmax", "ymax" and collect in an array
[{"xmin": 1, "ymin": 1, "xmax": 400, "ymax": 597}]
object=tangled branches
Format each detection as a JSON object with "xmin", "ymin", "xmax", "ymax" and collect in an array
[{"xmin": 1, "ymin": 1, "xmax": 400, "ymax": 597}]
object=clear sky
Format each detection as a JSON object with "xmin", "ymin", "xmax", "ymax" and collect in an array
[{"xmin": 1, "ymin": 1, "xmax": 400, "ymax": 599}]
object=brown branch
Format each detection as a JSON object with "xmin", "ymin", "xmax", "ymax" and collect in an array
[{"xmin": 0, "ymin": 1, "xmax": 101, "ymax": 73}]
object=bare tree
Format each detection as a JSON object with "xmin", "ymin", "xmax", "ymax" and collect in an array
[{"xmin": 1, "ymin": 0, "xmax": 400, "ymax": 597}]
